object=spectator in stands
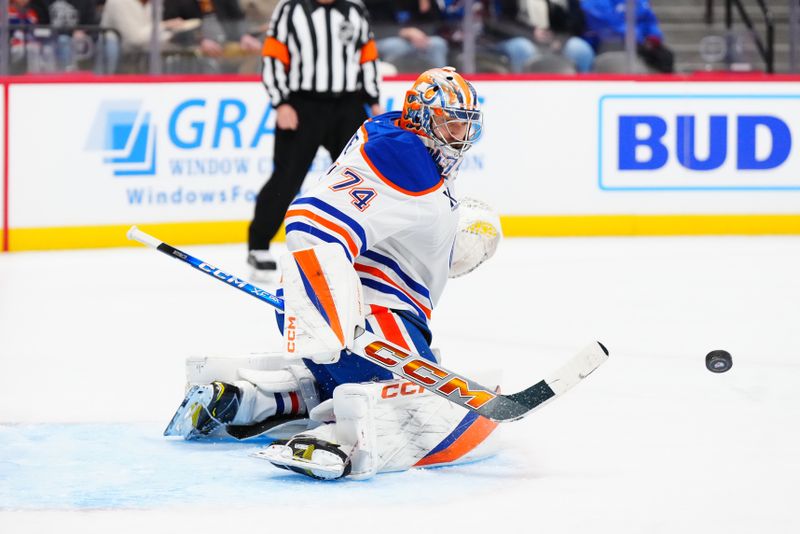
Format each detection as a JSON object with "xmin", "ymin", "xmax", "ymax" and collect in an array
[
  {"xmin": 439, "ymin": 0, "xmax": 538, "ymax": 73},
  {"xmin": 33, "ymin": 0, "xmax": 120, "ymax": 73},
  {"xmin": 100, "ymin": 0, "xmax": 191, "ymax": 71},
  {"xmin": 239, "ymin": 0, "xmax": 279, "ymax": 36},
  {"xmin": 8, "ymin": 0, "xmax": 43, "ymax": 72},
  {"xmin": 365, "ymin": 0, "xmax": 448, "ymax": 72},
  {"xmin": 489, "ymin": 0, "xmax": 594, "ymax": 72},
  {"xmin": 9, "ymin": 0, "xmax": 39, "ymax": 25},
  {"xmin": 163, "ymin": 0, "xmax": 262, "ymax": 73},
  {"xmin": 37, "ymin": 0, "xmax": 96, "ymax": 29},
  {"xmin": 100, "ymin": 0, "xmax": 174, "ymax": 53},
  {"xmin": 580, "ymin": 0, "xmax": 673, "ymax": 72}
]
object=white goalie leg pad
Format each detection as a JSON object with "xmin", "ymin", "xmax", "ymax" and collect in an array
[
  {"xmin": 449, "ymin": 197, "xmax": 502, "ymax": 278},
  {"xmin": 332, "ymin": 381, "xmax": 499, "ymax": 478},
  {"xmin": 185, "ymin": 353, "xmax": 295, "ymax": 386},
  {"xmin": 333, "ymin": 380, "xmax": 501, "ymax": 478},
  {"xmin": 280, "ymin": 243, "xmax": 365, "ymax": 364},
  {"xmin": 253, "ymin": 380, "xmax": 501, "ymax": 480}
]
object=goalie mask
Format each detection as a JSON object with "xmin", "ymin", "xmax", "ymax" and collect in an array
[{"xmin": 399, "ymin": 66, "xmax": 483, "ymax": 177}]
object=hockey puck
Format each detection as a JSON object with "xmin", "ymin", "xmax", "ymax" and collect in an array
[{"xmin": 706, "ymin": 350, "xmax": 732, "ymax": 373}]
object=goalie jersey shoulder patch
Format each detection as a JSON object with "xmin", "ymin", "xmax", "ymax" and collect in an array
[{"xmin": 360, "ymin": 112, "xmax": 443, "ymax": 196}]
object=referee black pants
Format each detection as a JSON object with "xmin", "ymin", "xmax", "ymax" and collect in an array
[{"xmin": 248, "ymin": 93, "xmax": 368, "ymax": 251}]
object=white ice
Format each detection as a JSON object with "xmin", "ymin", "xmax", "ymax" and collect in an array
[{"xmin": 2, "ymin": 237, "xmax": 799, "ymax": 533}]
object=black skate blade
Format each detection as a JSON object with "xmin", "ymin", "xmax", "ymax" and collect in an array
[{"xmin": 226, "ymin": 414, "xmax": 309, "ymax": 440}]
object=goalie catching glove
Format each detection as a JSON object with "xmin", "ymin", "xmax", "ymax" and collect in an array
[
  {"xmin": 449, "ymin": 197, "xmax": 502, "ymax": 278},
  {"xmin": 280, "ymin": 243, "xmax": 365, "ymax": 364}
]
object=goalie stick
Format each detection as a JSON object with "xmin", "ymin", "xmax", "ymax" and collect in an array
[{"xmin": 127, "ymin": 226, "xmax": 609, "ymax": 422}]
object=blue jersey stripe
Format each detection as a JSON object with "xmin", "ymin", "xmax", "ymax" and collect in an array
[
  {"xmin": 285, "ymin": 222, "xmax": 353, "ymax": 262},
  {"xmin": 360, "ymin": 278, "xmax": 427, "ymax": 322},
  {"xmin": 274, "ymin": 392, "xmax": 285, "ymax": 415},
  {"xmin": 396, "ymin": 310, "xmax": 433, "ymax": 347},
  {"xmin": 397, "ymin": 314, "xmax": 436, "ymax": 362},
  {"xmin": 361, "ymin": 250, "xmax": 431, "ymax": 299},
  {"xmin": 291, "ymin": 197, "xmax": 368, "ymax": 253}
]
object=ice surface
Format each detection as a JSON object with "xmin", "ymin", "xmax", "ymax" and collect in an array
[{"xmin": 2, "ymin": 237, "xmax": 799, "ymax": 533}]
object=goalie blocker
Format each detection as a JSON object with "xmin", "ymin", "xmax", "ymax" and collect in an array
[{"xmin": 279, "ymin": 243, "xmax": 365, "ymax": 365}]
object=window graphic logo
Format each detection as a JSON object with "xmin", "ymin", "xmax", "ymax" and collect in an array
[{"xmin": 86, "ymin": 101, "xmax": 157, "ymax": 176}]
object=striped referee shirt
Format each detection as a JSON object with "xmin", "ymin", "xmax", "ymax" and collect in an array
[{"xmin": 262, "ymin": 0, "xmax": 380, "ymax": 107}]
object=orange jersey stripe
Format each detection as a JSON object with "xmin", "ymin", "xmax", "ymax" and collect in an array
[
  {"xmin": 414, "ymin": 416, "xmax": 498, "ymax": 467},
  {"xmin": 369, "ymin": 304, "xmax": 391, "ymax": 317},
  {"xmin": 372, "ymin": 309, "xmax": 410, "ymax": 350},
  {"xmin": 360, "ymin": 39, "xmax": 378, "ymax": 64},
  {"xmin": 358, "ymin": 125, "xmax": 444, "ymax": 197},
  {"xmin": 285, "ymin": 209, "xmax": 359, "ymax": 258},
  {"xmin": 262, "ymin": 37, "xmax": 290, "ymax": 67},
  {"xmin": 354, "ymin": 263, "xmax": 432, "ymax": 319},
  {"xmin": 292, "ymin": 249, "xmax": 345, "ymax": 346}
]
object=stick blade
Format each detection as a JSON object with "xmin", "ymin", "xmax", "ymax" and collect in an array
[{"xmin": 478, "ymin": 341, "xmax": 609, "ymax": 422}]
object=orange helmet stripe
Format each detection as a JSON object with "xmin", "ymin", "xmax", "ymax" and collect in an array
[{"xmin": 452, "ymin": 74, "xmax": 473, "ymax": 108}]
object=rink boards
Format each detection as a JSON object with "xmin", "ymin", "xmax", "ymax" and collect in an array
[{"xmin": 2, "ymin": 74, "xmax": 800, "ymax": 251}]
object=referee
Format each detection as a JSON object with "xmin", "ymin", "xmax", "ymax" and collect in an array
[{"xmin": 248, "ymin": 0, "xmax": 382, "ymax": 274}]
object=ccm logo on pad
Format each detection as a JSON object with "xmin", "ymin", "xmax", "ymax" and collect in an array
[{"xmin": 381, "ymin": 382, "xmax": 426, "ymax": 399}]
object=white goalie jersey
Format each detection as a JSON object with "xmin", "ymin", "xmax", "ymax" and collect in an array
[{"xmin": 284, "ymin": 111, "xmax": 499, "ymax": 324}]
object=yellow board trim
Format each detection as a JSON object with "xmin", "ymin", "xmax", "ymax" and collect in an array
[
  {"xmin": 501, "ymin": 214, "xmax": 800, "ymax": 237},
  {"xmin": 7, "ymin": 221, "xmax": 285, "ymax": 251},
  {"xmin": 5, "ymin": 214, "xmax": 800, "ymax": 251}
]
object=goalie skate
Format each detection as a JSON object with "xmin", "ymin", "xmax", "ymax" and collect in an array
[
  {"xmin": 164, "ymin": 381, "xmax": 241, "ymax": 439},
  {"xmin": 253, "ymin": 434, "xmax": 352, "ymax": 480}
]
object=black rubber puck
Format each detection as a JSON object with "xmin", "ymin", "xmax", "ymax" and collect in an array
[{"xmin": 706, "ymin": 350, "xmax": 732, "ymax": 373}]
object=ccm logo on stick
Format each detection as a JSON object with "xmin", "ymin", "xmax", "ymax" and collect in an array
[
  {"xmin": 198, "ymin": 263, "xmax": 248, "ymax": 288},
  {"xmin": 364, "ymin": 341, "xmax": 496, "ymax": 409}
]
